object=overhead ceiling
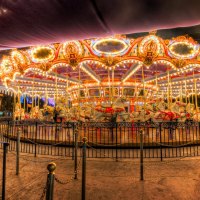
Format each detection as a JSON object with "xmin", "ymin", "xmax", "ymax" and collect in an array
[{"xmin": 1, "ymin": 0, "xmax": 200, "ymax": 49}]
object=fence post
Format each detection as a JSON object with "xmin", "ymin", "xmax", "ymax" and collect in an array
[
  {"xmin": 74, "ymin": 123, "xmax": 79, "ymax": 179},
  {"xmin": 159, "ymin": 123, "xmax": 163, "ymax": 161},
  {"xmin": 2, "ymin": 142, "xmax": 9, "ymax": 200},
  {"xmin": 46, "ymin": 162, "xmax": 56, "ymax": 200},
  {"xmin": 82, "ymin": 137, "xmax": 87, "ymax": 200},
  {"xmin": 35, "ymin": 122, "xmax": 38, "ymax": 157},
  {"xmin": 140, "ymin": 129, "xmax": 144, "ymax": 181},
  {"xmin": 16, "ymin": 127, "xmax": 21, "ymax": 175}
]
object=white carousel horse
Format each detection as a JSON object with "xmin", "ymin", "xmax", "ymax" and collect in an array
[
  {"xmin": 170, "ymin": 101, "xmax": 187, "ymax": 122},
  {"xmin": 79, "ymin": 105, "xmax": 94, "ymax": 122},
  {"xmin": 153, "ymin": 110, "xmax": 179, "ymax": 122},
  {"xmin": 132, "ymin": 108, "xmax": 155, "ymax": 122},
  {"xmin": 93, "ymin": 97, "xmax": 126, "ymax": 122},
  {"xmin": 131, "ymin": 102, "xmax": 155, "ymax": 122},
  {"xmin": 186, "ymin": 103, "xmax": 195, "ymax": 115},
  {"xmin": 154, "ymin": 100, "xmax": 167, "ymax": 111}
]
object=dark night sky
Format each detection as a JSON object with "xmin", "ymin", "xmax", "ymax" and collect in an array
[{"xmin": 0, "ymin": 0, "xmax": 200, "ymax": 49}]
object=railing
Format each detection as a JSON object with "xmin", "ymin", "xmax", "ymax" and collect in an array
[{"xmin": 0, "ymin": 120, "xmax": 200, "ymax": 159}]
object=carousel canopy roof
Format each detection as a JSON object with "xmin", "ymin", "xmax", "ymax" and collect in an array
[
  {"xmin": 1, "ymin": 32, "xmax": 200, "ymax": 103},
  {"xmin": 1, "ymin": 0, "xmax": 200, "ymax": 49}
]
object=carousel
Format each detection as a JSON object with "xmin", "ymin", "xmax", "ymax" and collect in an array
[{"xmin": 0, "ymin": 32, "xmax": 200, "ymax": 123}]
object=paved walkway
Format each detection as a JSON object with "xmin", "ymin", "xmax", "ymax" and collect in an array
[{"xmin": 0, "ymin": 150, "xmax": 200, "ymax": 200}]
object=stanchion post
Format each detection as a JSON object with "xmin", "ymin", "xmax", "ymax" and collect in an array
[
  {"xmin": 16, "ymin": 127, "xmax": 21, "ymax": 175},
  {"xmin": 46, "ymin": 162, "xmax": 56, "ymax": 200},
  {"xmin": 35, "ymin": 121, "xmax": 38, "ymax": 157},
  {"xmin": 2, "ymin": 142, "xmax": 9, "ymax": 200},
  {"xmin": 82, "ymin": 137, "xmax": 87, "ymax": 200},
  {"xmin": 140, "ymin": 129, "xmax": 144, "ymax": 181},
  {"xmin": 159, "ymin": 123, "xmax": 163, "ymax": 161},
  {"xmin": 74, "ymin": 123, "xmax": 78, "ymax": 179}
]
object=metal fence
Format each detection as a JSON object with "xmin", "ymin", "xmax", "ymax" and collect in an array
[{"xmin": 0, "ymin": 120, "xmax": 200, "ymax": 159}]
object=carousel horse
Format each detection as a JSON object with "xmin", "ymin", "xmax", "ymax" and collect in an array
[
  {"xmin": 79, "ymin": 105, "xmax": 94, "ymax": 122},
  {"xmin": 154, "ymin": 100, "xmax": 167, "ymax": 111},
  {"xmin": 68, "ymin": 106, "xmax": 80, "ymax": 121},
  {"xmin": 29, "ymin": 106, "xmax": 44, "ymax": 120},
  {"xmin": 132, "ymin": 108, "xmax": 155, "ymax": 122},
  {"xmin": 192, "ymin": 108, "xmax": 200, "ymax": 122},
  {"xmin": 93, "ymin": 97, "xmax": 127, "ymax": 122},
  {"xmin": 130, "ymin": 102, "xmax": 155, "ymax": 122},
  {"xmin": 149, "ymin": 100, "xmax": 183, "ymax": 122},
  {"xmin": 186, "ymin": 103, "xmax": 195, "ymax": 112},
  {"xmin": 186, "ymin": 103, "xmax": 195, "ymax": 118},
  {"xmin": 117, "ymin": 111, "xmax": 135, "ymax": 122},
  {"xmin": 54, "ymin": 103, "xmax": 72, "ymax": 122},
  {"xmin": 170, "ymin": 101, "xmax": 188, "ymax": 122},
  {"xmin": 153, "ymin": 110, "xmax": 180, "ymax": 122},
  {"xmin": 42, "ymin": 104, "xmax": 54, "ymax": 121},
  {"xmin": 14, "ymin": 103, "xmax": 25, "ymax": 120}
]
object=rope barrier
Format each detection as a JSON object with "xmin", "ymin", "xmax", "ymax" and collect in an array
[
  {"xmin": 1, "ymin": 133, "xmax": 74, "ymax": 148},
  {"xmin": 154, "ymin": 141, "xmax": 196, "ymax": 147},
  {"xmin": 39, "ymin": 179, "xmax": 48, "ymax": 200},
  {"xmin": 86, "ymin": 143, "xmax": 107, "ymax": 157},
  {"xmin": 55, "ymin": 156, "xmax": 82, "ymax": 185},
  {"xmin": 3, "ymin": 148, "xmax": 73, "ymax": 163},
  {"xmin": 6, "ymin": 170, "xmax": 47, "ymax": 200},
  {"xmin": 144, "ymin": 147, "xmax": 200, "ymax": 168},
  {"xmin": 87, "ymin": 140, "xmax": 124, "ymax": 147}
]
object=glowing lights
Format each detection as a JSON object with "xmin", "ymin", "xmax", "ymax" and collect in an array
[
  {"xmin": 80, "ymin": 64, "xmax": 101, "ymax": 83},
  {"xmin": 62, "ymin": 41, "xmax": 83, "ymax": 67},
  {"xmin": 11, "ymin": 50, "xmax": 28, "ymax": 68},
  {"xmin": 63, "ymin": 41, "xmax": 83, "ymax": 56},
  {"xmin": 168, "ymin": 41, "xmax": 199, "ymax": 59},
  {"xmin": 145, "ymin": 63, "xmax": 200, "ymax": 84},
  {"xmin": 92, "ymin": 38, "xmax": 128, "ymax": 56},
  {"xmin": 0, "ymin": 34, "xmax": 200, "ymax": 103},
  {"xmin": 122, "ymin": 64, "xmax": 142, "ymax": 82},
  {"xmin": 0, "ymin": 58, "xmax": 13, "ymax": 74},
  {"xmin": 139, "ymin": 35, "xmax": 162, "ymax": 55},
  {"xmin": 30, "ymin": 46, "xmax": 55, "ymax": 63}
]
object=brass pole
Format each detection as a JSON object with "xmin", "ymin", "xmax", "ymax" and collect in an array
[
  {"xmin": 38, "ymin": 94, "xmax": 39, "ymax": 107},
  {"xmin": 45, "ymin": 83, "xmax": 48, "ymax": 105},
  {"xmin": 167, "ymin": 70, "xmax": 170, "ymax": 109},
  {"xmin": 56, "ymin": 69, "xmax": 58, "ymax": 105},
  {"xmin": 78, "ymin": 66, "xmax": 81, "ymax": 117},
  {"xmin": 108, "ymin": 67, "xmax": 111, "ymax": 103},
  {"xmin": 184, "ymin": 73, "xmax": 187, "ymax": 104},
  {"xmin": 112, "ymin": 66, "xmax": 114, "ymax": 104},
  {"xmin": 66, "ymin": 74, "xmax": 69, "ymax": 109},
  {"xmin": 194, "ymin": 79, "xmax": 198, "ymax": 111},
  {"xmin": 192, "ymin": 83, "xmax": 194, "ymax": 105},
  {"xmin": 23, "ymin": 94, "xmax": 25, "ymax": 111},
  {"xmin": 155, "ymin": 73, "xmax": 158, "ymax": 101},
  {"xmin": 31, "ymin": 87, "xmax": 33, "ymax": 109},
  {"xmin": 141, "ymin": 65, "xmax": 146, "ymax": 110},
  {"xmin": 13, "ymin": 93, "xmax": 16, "ymax": 120},
  {"xmin": 134, "ymin": 74, "xmax": 137, "ymax": 112}
]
